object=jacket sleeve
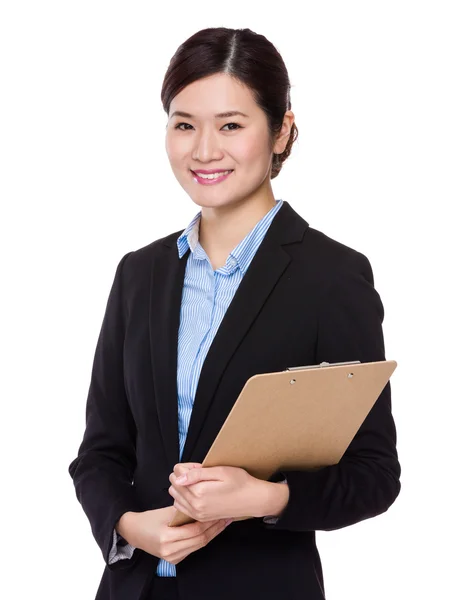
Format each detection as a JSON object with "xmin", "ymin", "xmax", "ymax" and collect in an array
[
  {"xmin": 265, "ymin": 252, "xmax": 401, "ymax": 532},
  {"xmin": 109, "ymin": 528, "xmax": 137, "ymax": 564},
  {"xmin": 68, "ymin": 251, "xmax": 143, "ymax": 569}
]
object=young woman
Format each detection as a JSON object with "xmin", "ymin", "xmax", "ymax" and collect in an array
[{"xmin": 69, "ymin": 26, "xmax": 401, "ymax": 600}]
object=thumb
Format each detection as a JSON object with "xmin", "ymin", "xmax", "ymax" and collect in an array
[
  {"xmin": 173, "ymin": 462, "xmax": 203, "ymax": 477},
  {"xmin": 175, "ymin": 466, "xmax": 222, "ymax": 486}
]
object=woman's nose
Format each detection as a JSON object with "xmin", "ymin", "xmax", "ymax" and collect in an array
[{"xmin": 192, "ymin": 130, "xmax": 223, "ymax": 162}]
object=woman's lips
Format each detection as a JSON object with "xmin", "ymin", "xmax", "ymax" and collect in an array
[{"xmin": 191, "ymin": 170, "xmax": 234, "ymax": 185}]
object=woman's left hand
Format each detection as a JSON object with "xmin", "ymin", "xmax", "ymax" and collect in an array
[{"xmin": 168, "ymin": 463, "xmax": 267, "ymax": 522}]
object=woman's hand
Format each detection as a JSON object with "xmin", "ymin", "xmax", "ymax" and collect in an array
[
  {"xmin": 116, "ymin": 506, "xmax": 232, "ymax": 565},
  {"xmin": 168, "ymin": 463, "xmax": 269, "ymax": 521}
]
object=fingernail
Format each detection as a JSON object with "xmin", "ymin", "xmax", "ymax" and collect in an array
[
  {"xmin": 225, "ymin": 519, "xmax": 233, "ymax": 526},
  {"xmin": 176, "ymin": 475, "xmax": 187, "ymax": 484}
]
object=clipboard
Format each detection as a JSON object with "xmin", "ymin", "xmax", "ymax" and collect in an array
[{"xmin": 169, "ymin": 359, "xmax": 397, "ymax": 527}]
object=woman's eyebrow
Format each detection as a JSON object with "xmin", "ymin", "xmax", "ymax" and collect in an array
[{"xmin": 169, "ymin": 110, "xmax": 249, "ymax": 120}]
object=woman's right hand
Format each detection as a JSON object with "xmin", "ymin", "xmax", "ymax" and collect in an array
[{"xmin": 116, "ymin": 506, "xmax": 231, "ymax": 565}]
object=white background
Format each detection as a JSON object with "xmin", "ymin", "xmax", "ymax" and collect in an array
[{"xmin": 1, "ymin": 1, "xmax": 450, "ymax": 598}]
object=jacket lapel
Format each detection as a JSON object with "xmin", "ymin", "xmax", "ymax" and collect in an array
[
  {"xmin": 149, "ymin": 241, "xmax": 188, "ymax": 472},
  {"xmin": 180, "ymin": 240, "xmax": 291, "ymax": 463},
  {"xmin": 149, "ymin": 202, "xmax": 309, "ymax": 471}
]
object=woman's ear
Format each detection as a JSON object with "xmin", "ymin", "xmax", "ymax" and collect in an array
[{"xmin": 273, "ymin": 110, "xmax": 295, "ymax": 155}]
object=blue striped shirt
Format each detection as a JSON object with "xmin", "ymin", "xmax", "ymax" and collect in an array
[{"xmin": 109, "ymin": 199, "xmax": 284, "ymax": 573}]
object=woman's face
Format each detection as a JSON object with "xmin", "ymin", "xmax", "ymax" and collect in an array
[{"xmin": 165, "ymin": 72, "xmax": 290, "ymax": 211}]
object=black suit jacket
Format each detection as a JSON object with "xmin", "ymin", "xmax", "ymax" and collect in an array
[{"xmin": 68, "ymin": 201, "xmax": 401, "ymax": 600}]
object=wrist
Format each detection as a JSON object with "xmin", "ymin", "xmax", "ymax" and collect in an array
[
  {"xmin": 116, "ymin": 511, "xmax": 139, "ymax": 545},
  {"xmin": 253, "ymin": 480, "xmax": 289, "ymax": 519}
]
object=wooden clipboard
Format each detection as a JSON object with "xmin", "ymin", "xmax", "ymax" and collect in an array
[{"xmin": 168, "ymin": 359, "xmax": 397, "ymax": 527}]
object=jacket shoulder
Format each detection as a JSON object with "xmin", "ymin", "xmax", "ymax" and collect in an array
[
  {"xmin": 116, "ymin": 228, "xmax": 183, "ymax": 286},
  {"xmin": 132, "ymin": 228, "xmax": 183, "ymax": 259},
  {"xmin": 305, "ymin": 226, "xmax": 372, "ymax": 269},
  {"xmin": 299, "ymin": 226, "xmax": 376, "ymax": 289},
  {"xmin": 304, "ymin": 226, "xmax": 364, "ymax": 259}
]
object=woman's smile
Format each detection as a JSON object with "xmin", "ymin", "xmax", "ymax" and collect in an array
[{"xmin": 191, "ymin": 169, "xmax": 234, "ymax": 185}]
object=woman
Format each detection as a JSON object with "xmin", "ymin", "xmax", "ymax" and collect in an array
[{"xmin": 69, "ymin": 27, "xmax": 401, "ymax": 600}]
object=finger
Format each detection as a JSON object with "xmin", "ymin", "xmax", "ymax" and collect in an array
[
  {"xmin": 169, "ymin": 486, "xmax": 194, "ymax": 516},
  {"xmin": 168, "ymin": 517, "xmax": 225, "ymax": 542},
  {"xmin": 192, "ymin": 518, "xmax": 229, "ymax": 547},
  {"xmin": 168, "ymin": 477, "xmax": 197, "ymax": 504},
  {"xmin": 173, "ymin": 462, "xmax": 203, "ymax": 470},
  {"xmin": 173, "ymin": 463, "xmax": 202, "ymax": 477},
  {"xmin": 173, "ymin": 500, "xmax": 195, "ymax": 520},
  {"xmin": 173, "ymin": 465, "xmax": 191, "ymax": 477},
  {"xmin": 173, "ymin": 466, "xmax": 223, "ymax": 486},
  {"xmin": 180, "ymin": 519, "xmax": 228, "ymax": 548},
  {"xmin": 164, "ymin": 519, "xmax": 228, "ymax": 563}
]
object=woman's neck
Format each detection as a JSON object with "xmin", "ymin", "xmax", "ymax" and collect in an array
[{"xmin": 198, "ymin": 192, "xmax": 277, "ymax": 262}]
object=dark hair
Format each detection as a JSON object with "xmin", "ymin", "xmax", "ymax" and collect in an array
[{"xmin": 161, "ymin": 27, "xmax": 298, "ymax": 179}]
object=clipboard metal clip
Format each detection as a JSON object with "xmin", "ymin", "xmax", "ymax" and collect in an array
[{"xmin": 285, "ymin": 360, "xmax": 361, "ymax": 372}]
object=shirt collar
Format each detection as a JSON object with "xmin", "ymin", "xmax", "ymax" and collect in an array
[{"xmin": 176, "ymin": 200, "xmax": 284, "ymax": 274}]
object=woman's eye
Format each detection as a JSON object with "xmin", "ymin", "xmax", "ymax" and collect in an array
[
  {"xmin": 222, "ymin": 122, "xmax": 241, "ymax": 131},
  {"xmin": 174, "ymin": 122, "xmax": 242, "ymax": 131},
  {"xmin": 174, "ymin": 122, "xmax": 193, "ymax": 131}
]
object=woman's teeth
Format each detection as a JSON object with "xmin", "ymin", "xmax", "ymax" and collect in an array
[{"xmin": 195, "ymin": 170, "xmax": 233, "ymax": 180}]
